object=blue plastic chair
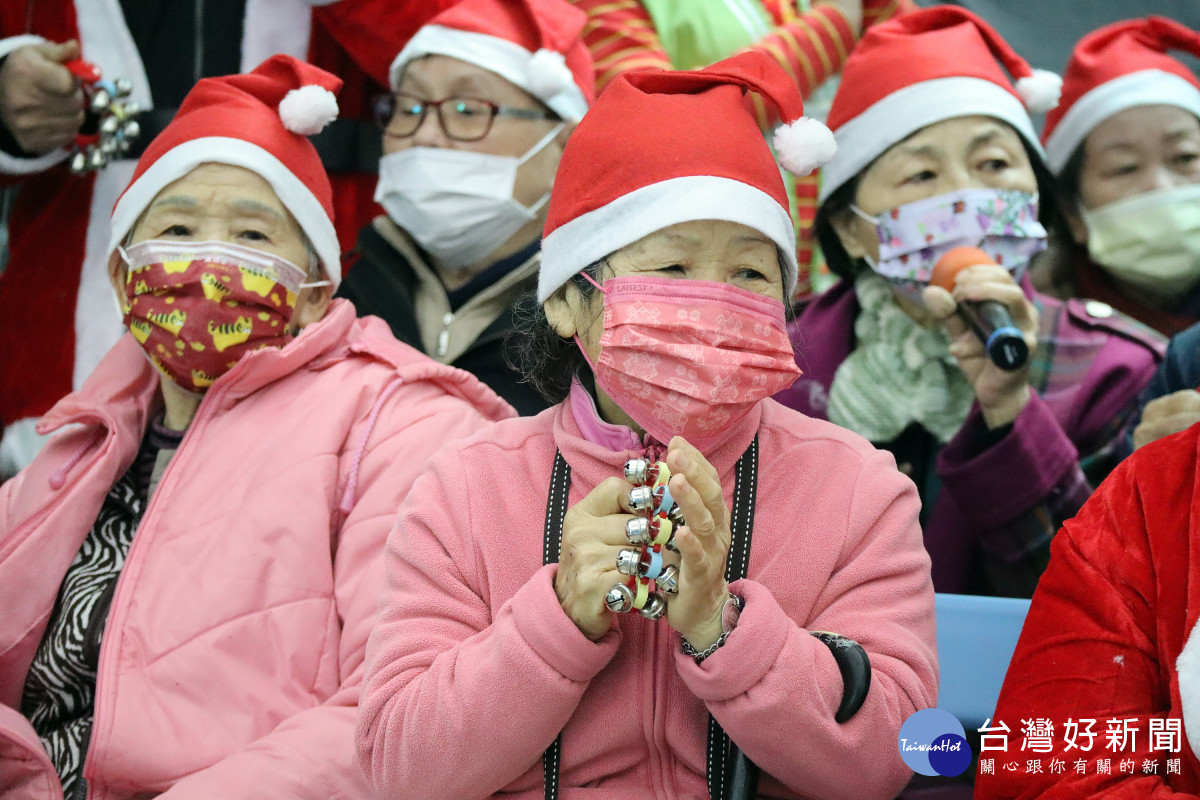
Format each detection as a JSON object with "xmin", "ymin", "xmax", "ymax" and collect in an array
[{"xmin": 934, "ymin": 593, "xmax": 1031, "ymax": 731}]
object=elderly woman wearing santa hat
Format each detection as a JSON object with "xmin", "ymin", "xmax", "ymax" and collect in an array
[
  {"xmin": 356, "ymin": 50, "xmax": 937, "ymax": 800},
  {"xmin": 0, "ymin": 55, "xmax": 511, "ymax": 799},
  {"xmin": 1035, "ymin": 17, "xmax": 1200, "ymax": 338},
  {"xmin": 335, "ymin": 0, "xmax": 593, "ymax": 416},
  {"xmin": 1036, "ymin": 18, "xmax": 1200, "ymax": 459},
  {"xmin": 977, "ymin": 420, "xmax": 1200, "ymax": 797},
  {"xmin": 773, "ymin": 6, "xmax": 1165, "ymax": 598}
]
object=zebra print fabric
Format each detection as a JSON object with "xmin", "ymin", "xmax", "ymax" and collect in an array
[{"xmin": 19, "ymin": 472, "xmax": 143, "ymax": 797}]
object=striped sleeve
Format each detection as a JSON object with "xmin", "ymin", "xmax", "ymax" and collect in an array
[{"xmin": 573, "ymin": 0, "xmax": 672, "ymax": 94}]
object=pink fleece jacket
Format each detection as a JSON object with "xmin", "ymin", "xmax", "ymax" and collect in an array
[
  {"xmin": 357, "ymin": 392, "xmax": 939, "ymax": 800},
  {"xmin": 0, "ymin": 300, "xmax": 514, "ymax": 800}
]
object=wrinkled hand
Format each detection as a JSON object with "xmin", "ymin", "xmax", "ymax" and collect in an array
[
  {"xmin": 0, "ymin": 41, "xmax": 84, "ymax": 155},
  {"xmin": 922, "ymin": 264, "xmax": 1037, "ymax": 429},
  {"xmin": 555, "ymin": 476, "xmax": 636, "ymax": 640},
  {"xmin": 817, "ymin": 0, "xmax": 863, "ymax": 36},
  {"xmin": 663, "ymin": 437, "xmax": 731, "ymax": 652},
  {"xmin": 1133, "ymin": 390, "xmax": 1200, "ymax": 450}
]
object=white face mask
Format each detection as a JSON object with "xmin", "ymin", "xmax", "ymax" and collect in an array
[
  {"xmin": 1082, "ymin": 183, "xmax": 1200, "ymax": 305},
  {"xmin": 375, "ymin": 124, "xmax": 564, "ymax": 270}
]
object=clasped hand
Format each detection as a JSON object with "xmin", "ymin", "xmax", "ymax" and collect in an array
[{"xmin": 555, "ymin": 437, "xmax": 731, "ymax": 650}]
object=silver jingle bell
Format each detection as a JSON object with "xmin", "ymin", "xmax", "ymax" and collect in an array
[
  {"xmin": 640, "ymin": 592, "xmax": 668, "ymax": 620},
  {"xmin": 69, "ymin": 151, "xmax": 89, "ymax": 175},
  {"xmin": 114, "ymin": 76, "xmax": 133, "ymax": 96},
  {"xmin": 615, "ymin": 548, "xmax": 642, "ymax": 576},
  {"xmin": 88, "ymin": 148, "xmax": 108, "ymax": 171},
  {"xmin": 604, "ymin": 583, "xmax": 634, "ymax": 614},
  {"xmin": 667, "ymin": 505, "xmax": 686, "ymax": 527},
  {"xmin": 99, "ymin": 115, "xmax": 120, "ymax": 135},
  {"xmin": 89, "ymin": 89, "xmax": 111, "ymax": 114},
  {"xmin": 122, "ymin": 119, "xmax": 141, "ymax": 141},
  {"xmin": 624, "ymin": 458, "xmax": 650, "ymax": 485},
  {"xmin": 629, "ymin": 485, "xmax": 654, "ymax": 513},
  {"xmin": 657, "ymin": 564, "xmax": 679, "ymax": 595},
  {"xmin": 625, "ymin": 517, "xmax": 651, "ymax": 545}
]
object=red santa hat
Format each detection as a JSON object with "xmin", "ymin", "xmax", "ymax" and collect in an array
[
  {"xmin": 108, "ymin": 55, "xmax": 344, "ymax": 283},
  {"xmin": 819, "ymin": 6, "xmax": 1061, "ymax": 202},
  {"xmin": 538, "ymin": 50, "xmax": 836, "ymax": 302},
  {"xmin": 388, "ymin": 0, "xmax": 594, "ymax": 123},
  {"xmin": 1042, "ymin": 17, "xmax": 1200, "ymax": 174}
]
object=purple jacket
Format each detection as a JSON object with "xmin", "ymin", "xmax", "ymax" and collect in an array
[{"xmin": 775, "ymin": 279, "xmax": 1165, "ymax": 596}]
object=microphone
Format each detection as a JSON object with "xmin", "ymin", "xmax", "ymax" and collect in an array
[{"xmin": 930, "ymin": 247, "xmax": 1029, "ymax": 371}]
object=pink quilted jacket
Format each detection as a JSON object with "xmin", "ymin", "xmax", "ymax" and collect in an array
[{"xmin": 0, "ymin": 300, "xmax": 514, "ymax": 800}]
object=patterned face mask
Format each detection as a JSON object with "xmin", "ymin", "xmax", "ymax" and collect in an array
[
  {"xmin": 577, "ymin": 275, "xmax": 801, "ymax": 451},
  {"xmin": 120, "ymin": 240, "xmax": 308, "ymax": 394},
  {"xmin": 852, "ymin": 188, "xmax": 1048, "ymax": 302}
]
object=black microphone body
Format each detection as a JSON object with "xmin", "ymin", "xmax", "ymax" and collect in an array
[{"xmin": 957, "ymin": 299, "xmax": 1028, "ymax": 371}]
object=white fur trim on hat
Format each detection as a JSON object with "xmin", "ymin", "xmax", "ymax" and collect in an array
[
  {"xmin": 774, "ymin": 117, "xmax": 837, "ymax": 177},
  {"xmin": 539, "ymin": 176, "xmax": 798, "ymax": 302},
  {"xmin": 278, "ymin": 85, "xmax": 339, "ymax": 136},
  {"xmin": 1016, "ymin": 69, "xmax": 1063, "ymax": 114},
  {"xmin": 819, "ymin": 76, "xmax": 1043, "ymax": 203},
  {"xmin": 527, "ymin": 49, "xmax": 573, "ymax": 99},
  {"xmin": 1044, "ymin": 69, "xmax": 1200, "ymax": 174},
  {"xmin": 1178, "ymin": 618, "xmax": 1200, "ymax": 755},
  {"xmin": 389, "ymin": 25, "xmax": 589, "ymax": 121},
  {"xmin": 108, "ymin": 137, "xmax": 343, "ymax": 284}
]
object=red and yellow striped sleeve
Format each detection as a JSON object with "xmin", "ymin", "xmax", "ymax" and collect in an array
[{"xmin": 572, "ymin": 0, "xmax": 672, "ymax": 94}]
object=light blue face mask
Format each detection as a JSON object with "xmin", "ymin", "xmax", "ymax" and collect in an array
[
  {"xmin": 849, "ymin": 188, "xmax": 1048, "ymax": 302},
  {"xmin": 375, "ymin": 123, "xmax": 564, "ymax": 269}
]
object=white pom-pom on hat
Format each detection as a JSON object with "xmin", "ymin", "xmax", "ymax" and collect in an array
[
  {"xmin": 773, "ymin": 117, "xmax": 837, "ymax": 176},
  {"xmin": 1016, "ymin": 69, "xmax": 1063, "ymax": 113},
  {"xmin": 527, "ymin": 48, "xmax": 573, "ymax": 99},
  {"xmin": 278, "ymin": 84, "xmax": 339, "ymax": 136}
]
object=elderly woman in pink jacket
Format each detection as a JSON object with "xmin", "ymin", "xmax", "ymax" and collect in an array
[
  {"xmin": 0, "ymin": 56, "xmax": 512, "ymax": 799},
  {"xmin": 357, "ymin": 51, "xmax": 938, "ymax": 800}
]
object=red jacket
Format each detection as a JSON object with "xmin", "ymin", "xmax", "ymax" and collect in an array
[{"xmin": 976, "ymin": 422, "xmax": 1200, "ymax": 798}]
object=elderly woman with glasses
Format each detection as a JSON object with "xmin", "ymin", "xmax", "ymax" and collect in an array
[
  {"xmin": 357, "ymin": 50, "xmax": 937, "ymax": 800},
  {"xmin": 334, "ymin": 0, "xmax": 592, "ymax": 416}
]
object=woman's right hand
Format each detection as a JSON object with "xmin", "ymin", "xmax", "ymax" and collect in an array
[{"xmin": 555, "ymin": 477, "xmax": 637, "ymax": 640}]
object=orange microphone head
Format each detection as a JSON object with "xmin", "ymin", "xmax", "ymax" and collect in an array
[{"xmin": 930, "ymin": 246, "xmax": 996, "ymax": 290}]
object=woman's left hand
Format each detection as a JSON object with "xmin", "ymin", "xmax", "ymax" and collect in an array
[
  {"xmin": 922, "ymin": 264, "xmax": 1037, "ymax": 429},
  {"xmin": 663, "ymin": 437, "xmax": 732, "ymax": 652}
]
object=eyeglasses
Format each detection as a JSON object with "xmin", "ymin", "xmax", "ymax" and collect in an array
[{"xmin": 374, "ymin": 93, "xmax": 559, "ymax": 142}]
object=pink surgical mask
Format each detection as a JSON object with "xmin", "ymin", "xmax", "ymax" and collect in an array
[{"xmin": 575, "ymin": 275, "xmax": 801, "ymax": 450}]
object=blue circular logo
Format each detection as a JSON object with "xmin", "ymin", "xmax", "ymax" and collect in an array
[{"xmin": 897, "ymin": 708, "xmax": 971, "ymax": 777}]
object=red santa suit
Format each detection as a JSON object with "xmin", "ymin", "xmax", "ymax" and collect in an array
[
  {"xmin": 0, "ymin": 0, "xmax": 450, "ymax": 473},
  {"xmin": 975, "ymin": 422, "xmax": 1200, "ymax": 798}
]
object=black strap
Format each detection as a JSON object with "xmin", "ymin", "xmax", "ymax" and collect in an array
[
  {"xmin": 709, "ymin": 436, "xmax": 759, "ymax": 800},
  {"xmin": 541, "ymin": 438, "xmax": 758, "ymax": 800},
  {"xmin": 541, "ymin": 451, "xmax": 571, "ymax": 800}
]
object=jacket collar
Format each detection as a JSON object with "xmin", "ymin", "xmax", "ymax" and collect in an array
[
  {"xmin": 556, "ymin": 377, "xmax": 763, "ymax": 482},
  {"xmin": 40, "ymin": 300, "xmax": 359, "ymax": 435}
]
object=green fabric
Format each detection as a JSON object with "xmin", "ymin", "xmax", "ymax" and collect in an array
[
  {"xmin": 827, "ymin": 274, "xmax": 974, "ymax": 445},
  {"xmin": 640, "ymin": 0, "xmax": 771, "ymax": 70}
]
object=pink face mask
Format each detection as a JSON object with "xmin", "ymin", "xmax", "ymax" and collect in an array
[{"xmin": 576, "ymin": 275, "xmax": 801, "ymax": 450}]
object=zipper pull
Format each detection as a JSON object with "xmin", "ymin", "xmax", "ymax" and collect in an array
[{"xmin": 435, "ymin": 312, "xmax": 453, "ymax": 358}]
